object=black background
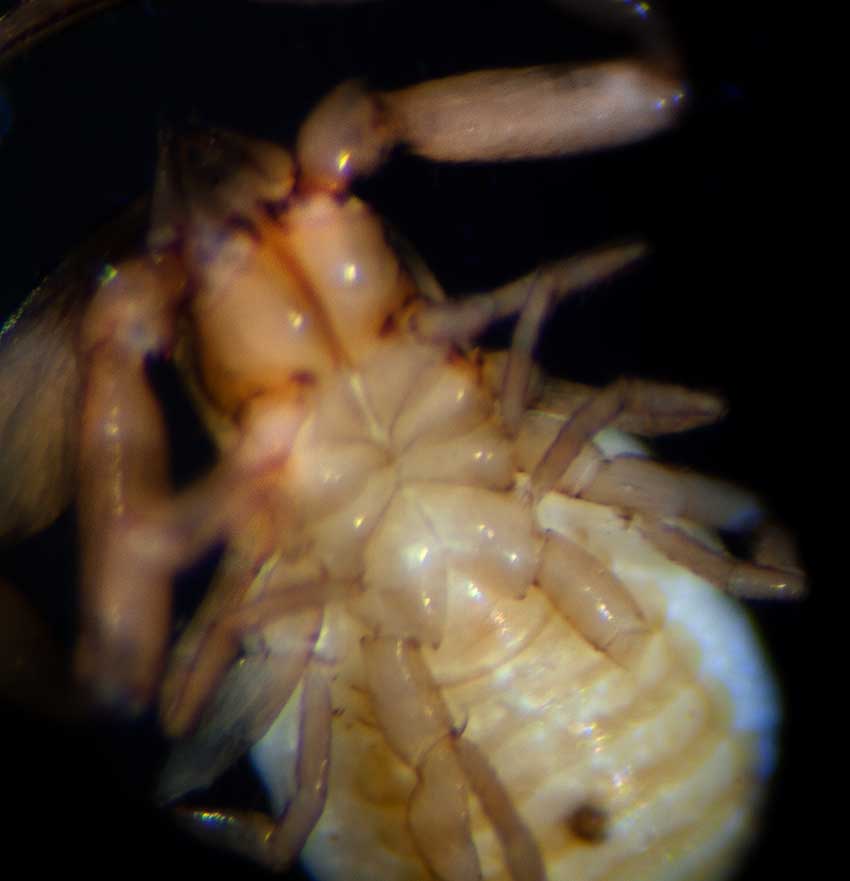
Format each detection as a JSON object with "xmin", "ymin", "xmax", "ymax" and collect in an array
[{"xmin": 0, "ymin": 2, "xmax": 816, "ymax": 879}]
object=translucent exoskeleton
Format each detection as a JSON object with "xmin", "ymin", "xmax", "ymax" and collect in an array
[{"xmin": 0, "ymin": 3, "xmax": 812, "ymax": 881}]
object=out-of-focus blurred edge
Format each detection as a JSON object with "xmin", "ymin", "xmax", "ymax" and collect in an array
[{"xmin": 0, "ymin": 0, "xmax": 128, "ymax": 64}]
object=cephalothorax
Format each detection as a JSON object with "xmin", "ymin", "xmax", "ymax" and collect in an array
[{"xmin": 0, "ymin": 2, "xmax": 804, "ymax": 881}]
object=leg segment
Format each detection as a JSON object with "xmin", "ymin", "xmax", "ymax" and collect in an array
[
  {"xmin": 168, "ymin": 667, "xmax": 331, "ymax": 871},
  {"xmin": 161, "ymin": 572, "xmax": 339, "ymax": 737},
  {"xmin": 637, "ymin": 517, "xmax": 806, "ymax": 600},
  {"xmin": 384, "ymin": 62, "xmax": 683, "ymax": 163},
  {"xmin": 362, "ymin": 636, "xmax": 543, "ymax": 881},
  {"xmin": 158, "ymin": 607, "xmax": 322, "ymax": 803},
  {"xmin": 413, "ymin": 243, "xmax": 651, "ymax": 437},
  {"xmin": 74, "ymin": 256, "xmax": 289, "ymax": 714},
  {"xmin": 296, "ymin": 62, "xmax": 684, "ymax": 192},
  {"xmin": 413, "ymin": 245, "xmax": 722, "ymax": 446},
  {"xmin": 518, "ymin": 383, "xmax": 806, "ymax": 599},
  {"xmin": 529, "ymin": 377, "xmax": 728, "ymax": 503},
  {"xmin": 453, "ymin": 738, "xmax": 546, "ymax": 881},
  {"xmin": 409, "ymin": 737, "xmax": 483, "ymax": 881},
  {"xmin": 361, "ymin": 634, "xmax": 481, "ymax": 881},
  {"xmin": 413, "ymin": 244, "xmax": 648, "ymax": 345},
  {"xmin": 75, "ymin": 254, "xmax": 187, "ymax": 713},
  {"xmin": 580, "ymin": 456, "xmax": 763, "ymax": 532},
  {"xmin": 158, "ymin": 536, "xmax": 277, "ymax": 735},
  {"xmin": 538, "ymin": 531, "xmax": 649, "ymax": 665},
  {"xmin": 532, "ymin": 375, "xmax": 727, "ymax": 438},
  {"xmin": 500, "ymin": 271, "xmax": 557, "ymax": 438},
  {"xmin": 265, "ymin": 665, "xmax": 332, "ymax": 868},
  {"xmin": 513, "ymin": 398, "xmax": 765, "ymax": 533}
]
